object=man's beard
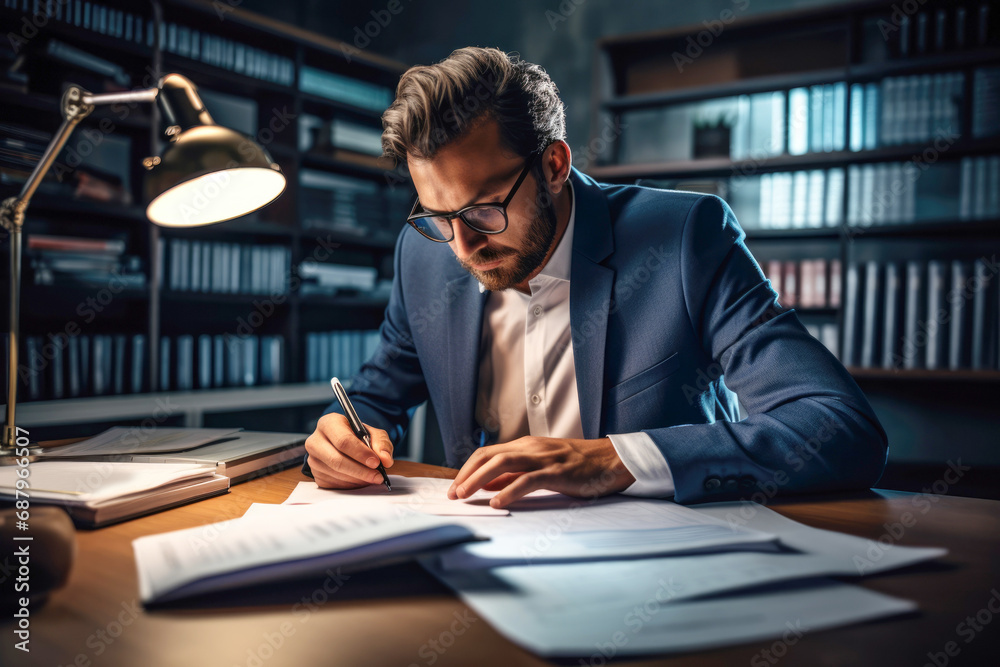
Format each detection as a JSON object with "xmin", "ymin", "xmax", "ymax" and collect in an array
[{"xmin": 458, "ymin": 182, "xmax": 559, "ymax": 291}]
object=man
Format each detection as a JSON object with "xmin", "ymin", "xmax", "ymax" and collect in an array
[{"xmin": 303, "ymin": 47, "xmax": 887, "ymax": 507}]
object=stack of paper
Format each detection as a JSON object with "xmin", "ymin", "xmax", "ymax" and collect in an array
[{"xmin": 0, "ymin": 461, "xmax": 229, "ymax": 527}]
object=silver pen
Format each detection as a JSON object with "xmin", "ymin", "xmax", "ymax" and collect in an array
[{"xmin": 330, "ymin": 377, "xmax": 391, "ymax": 491}]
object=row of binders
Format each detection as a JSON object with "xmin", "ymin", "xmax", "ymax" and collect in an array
[
  {"xmin": 764, "ymin": 259, "xmax": 842, "ymax": 309},
  {"xmin": 842, "ymin": 257, "xmax": 999, "ymax": 371},
  {"xmin": 724, "ymin": 167, "xmax": 845, "ymax": 230},
  {"xmin": 9, "ymin": 333, "xmax": 148, "ymax": 401},
  {"xmin": 305, "ymin": 330, "xmax": 380, "ymax": 384},
  {"xmin": 844, "ymin": 155, "xmax": 1000, "ymax": 227},
  {"xmin": 2, "ymin": 0, "xmax": 295, "ymax": 86},
  {"xmin": 159, "ymin": 334, "xmax": 286, "ymax": 392},
  {"xmin": 161, "ymin": 239, "xmax": 291, "ymax": 295},
  {"xmin": 625, "ymin": 66, "xmax": 995, "ymax": 165},
  {"xmin": 877, "ymin": 2, "xmax": 997, "ymax": 59}
]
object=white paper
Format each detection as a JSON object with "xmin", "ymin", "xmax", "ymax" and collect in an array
[
  {"xmin": 423, "ymin": 557, "xmax": 916, "ymax": 657},
  {"xmin": 283, "ymin": 476, "xmax": 511, "ymax": 516},
  {"xmin": 133, "ymin": 503, "xmax": 474, "ymax": 604},
  {"xmin": 688, "ymin": 498, "xmax": 947, "ymax": 575},
  {"xmin": 0, "ymin": 461, "xmax": 219, "ymax": 505}
]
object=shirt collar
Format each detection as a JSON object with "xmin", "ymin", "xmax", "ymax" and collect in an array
[{"xmin": 478, "ymin": 180, "xmax": 575, "ymax": 293}]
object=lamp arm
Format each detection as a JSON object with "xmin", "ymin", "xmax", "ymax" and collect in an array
[{"xmin": 0, "ymin": 83, "xmax": 155, "ymax": 451}]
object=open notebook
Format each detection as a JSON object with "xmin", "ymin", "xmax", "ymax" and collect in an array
[{"xmin": 132, "ymin": 503, "xmax": 476, "ymax": 605}]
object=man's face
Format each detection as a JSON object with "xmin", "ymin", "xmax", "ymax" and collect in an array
[{"xmin": 406, "ymin": 119, "xmax": 558, "ymax": 291}]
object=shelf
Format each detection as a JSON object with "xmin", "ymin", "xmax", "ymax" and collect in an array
[
  {"xmin": 603, "ymin": 49, "xmax": 1000, "ymax": 114},
  {"xmin": 161, "ymin": 218, "xmax": 295, "ymax": 238},
  {"xmin": 24, "ymin": 195, "xmax": 149, "ymax": 223},
  {"xmin": 300, "ymin": 227, "xmax": 397, "ymax": 250},
  {"xmin": 604, "ymin": 67, "xmax": 849, "ymax": 111},
  {"xmin": 298, "ymin": 293, "xmax": 389, "ymax": 309},
  {"xmin": 300, "ymin": 150, "xmax": 397, "ymax": 179},
  {"xmin": 298, "ymin": 92, "xmax": 389, "ymax": 120},
  {"xmin": 842, "ymin": 219, "xmax": 1000, "ymax": 238},
  {"xmin": 3, "ymin": 382, "xmax": 335, "ymax": 428},
  {"xmin": 791, "ymin": 307, "xmax": 838, "ymax": 316},
  {"xmin": 0, "ymin": 88, "xmax": 154, "ymax": 131},
  {"xmin": 849, "ymin": 47, "xmax": 1000, "ymax": 81},
  {"xmin": 745, "ymin": 228, "xmax": 841, "ymax": 240},
  {"xmin": 589, "ymin": 137, "xmax": 1000, "ymax": 180},
  {"xmin": 848, "ymin": 368, "xmax": 1000, "ymax": 383},
  {"xmin": 161, "ymin": 291, "xmax": 291, "ymax": 304}
]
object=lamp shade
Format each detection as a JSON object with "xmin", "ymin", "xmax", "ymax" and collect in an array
[
  {"xmin": 145, "ymin": 125, "xmax": 286, "ymax": 227},
  {"xmin": 143, "ymin": 74, "xmax": 285, "ymax": 227}
]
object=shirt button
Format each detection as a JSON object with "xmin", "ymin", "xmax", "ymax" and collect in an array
[
  {"xmin": 533, "ymin": 306, "xmax": 543, "ymax": 317},
  {"xmin": 530, "ymin": 394, "xmax": 541, "ymax": 405}
]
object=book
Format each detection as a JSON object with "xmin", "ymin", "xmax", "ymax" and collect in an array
[
  {"xmin": 971, "ymin": 258, "xmax": 998, "ymax": 370},
  {"xmin": 860, "ymin": 261, "xmax": 882, "ymax": 368},
  {"xmin": 0, "ymin": 461, "xmax": 229, "ymax": 528},
  {"xmin": 948, "ymin": 260, "xmax": 973, "ymax": 370},
  {"xmin": 133, "ymin": 504, "xmax": 476, "ymax": 605},
  {"xmin": 903, "ymin": 260, "xmax": 926, "ymax": 369},
  {"xmin": 842, "ymin": 262, "xmax": 862, "ymax": 367},
  {"xmin": 882, "ymin": 262, "xmax": 904, "ymax": 369},
  {"xmin": 925, "ymin": 260, "xmax": 948, "ymax": 370}
]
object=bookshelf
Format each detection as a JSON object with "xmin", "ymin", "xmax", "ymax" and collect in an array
[
  {"xmin": 0, "ymin": 0, "xmax": 411, "ymax": 440},
  {"xmin": 587, "ymin": 0, "xmax": 1000, "ymax": 476}
]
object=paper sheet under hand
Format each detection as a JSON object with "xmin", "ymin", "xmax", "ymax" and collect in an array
[{"xmin": 283, "ymin": 476, "xmax": 511, "ymax": 516}]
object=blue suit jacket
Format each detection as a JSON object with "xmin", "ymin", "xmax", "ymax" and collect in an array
[{"xmin": 304, "ymin": 167, "xmax": 887, "ymax": 503}]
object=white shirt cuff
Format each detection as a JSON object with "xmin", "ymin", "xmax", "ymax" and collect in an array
[{"xmin": 607, "ymin": 432, "xmax": 675, "ymax": 498}]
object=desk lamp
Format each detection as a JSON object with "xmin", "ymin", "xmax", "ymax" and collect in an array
[{"xmin": 1, "ymin": 73, "xmax": 286, "ymax": 453}]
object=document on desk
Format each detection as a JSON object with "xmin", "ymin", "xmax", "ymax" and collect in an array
[
  {"xmin": 283, "ymin": 476, "xmax": 778, "ymax": 565},
  {"xmin": 418, "ymin": 498, "xmax": 945, "ymax": 657},
  {"xmin": 283, "ymin": 476, "xmax": 511, "ymax": 516},
  {"xmin": 423, "ymin": 556, "xmax": 916, "ymax": 657},
  {"xmin": 133, "ymin": 503, "xmax": 477, "ymax": 605}
]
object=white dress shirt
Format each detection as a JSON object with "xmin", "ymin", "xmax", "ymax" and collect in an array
[{"xmin": 474, "ymin": 181, "xmax": 676, "ymax": 497}]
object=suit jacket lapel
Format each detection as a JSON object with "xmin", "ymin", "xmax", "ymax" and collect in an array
[
  {"xmin": 445, "ymin": 273, "xmax": 488, "ymax": 449},
  {"xmin": 568, "ymin": 169, "xmax": 615, "ymax": 439}
]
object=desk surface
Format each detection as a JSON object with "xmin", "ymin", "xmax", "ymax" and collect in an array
[{"xmin": 3, "ymin": 461, "xmax": 999, "ymax": 667}]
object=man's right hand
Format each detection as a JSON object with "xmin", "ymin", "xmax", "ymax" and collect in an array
[{"xmin": 304, "ymin": 413, "xmax": 395, "ymax": 489}]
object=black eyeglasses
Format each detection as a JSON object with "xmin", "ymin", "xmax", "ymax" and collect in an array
[{"xmin": 406, "ymin": 152, "xmax": 538, "ymax": 243}]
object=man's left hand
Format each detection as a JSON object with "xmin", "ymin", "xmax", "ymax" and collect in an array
[{"xmin": 447, "ymin": 436, "xmax": 636, "ymax": 508}]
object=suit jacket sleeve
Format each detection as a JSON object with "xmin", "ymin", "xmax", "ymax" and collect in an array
[
  {"xmin": 645, "ymin": 195, "xmax": 888, "ymax": 503},
  {"xmin": 302, "ymin": 229, "xmax": 429, "ymax": 477}
]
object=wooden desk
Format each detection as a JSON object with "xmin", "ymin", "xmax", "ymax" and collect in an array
[{"xmin": 3, "ymin": 462, "xmax": 998, "ymax": 666}]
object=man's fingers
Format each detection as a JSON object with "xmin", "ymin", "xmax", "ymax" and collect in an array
[
  {"xmin": 448, "ymin": 445, "xmax": 514, "ymax": 498},
  {"xmin": 453, "ymin": 452, "xmax": 532, "ymax": 499},
  {"xmin": 314, "ymin": 467, "xmax": 373, "ymax": 490},
  {"xmin": 489, "ymin": 471, "xmax": 549, "ymax": 508},
  {"xmin": 482, "ymin": 472, "xmax": 523, "ymax": 491},
  {"xmin": 318, "ymin": 414, "xmax": 384, "ymax": 470},
  {"xmin": 371, "ymin": 428, "xmax": 394, "ymax": 467}
]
